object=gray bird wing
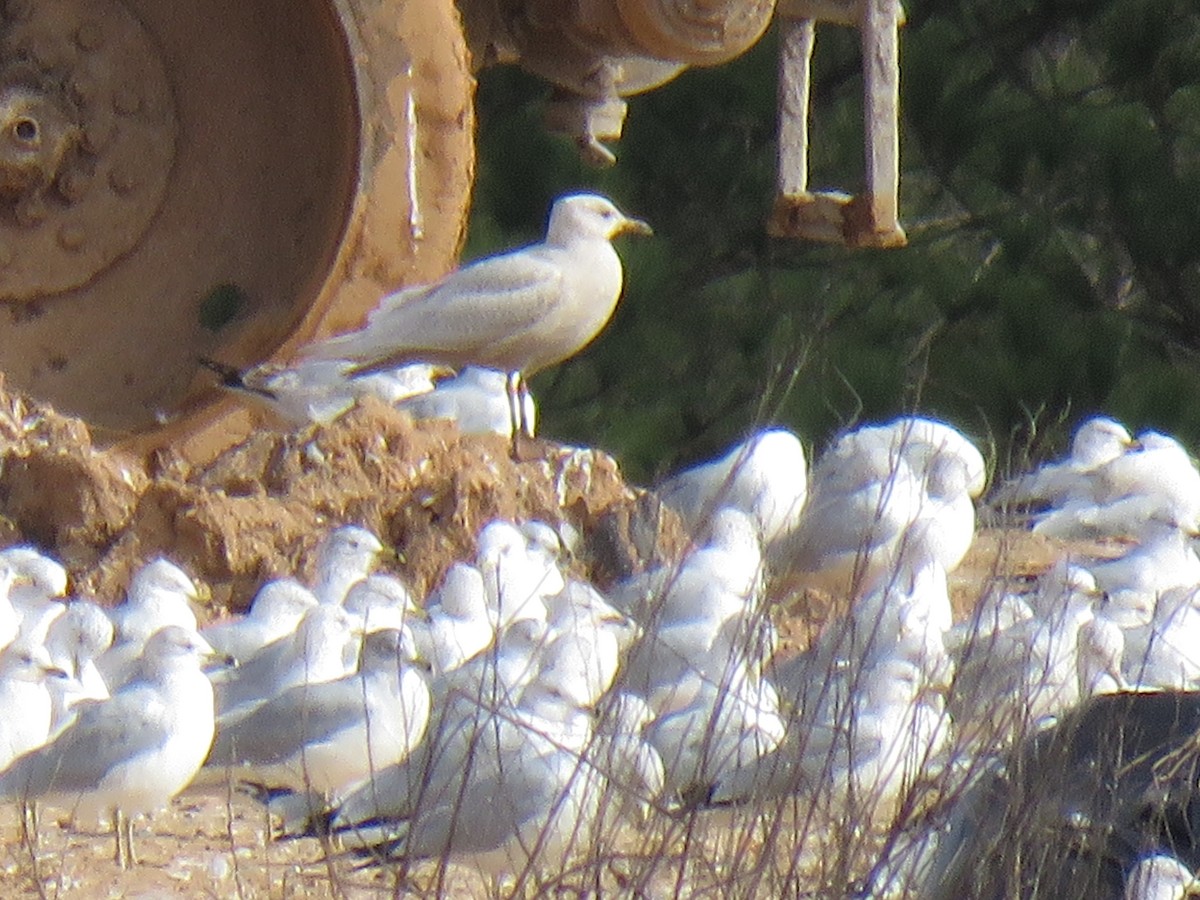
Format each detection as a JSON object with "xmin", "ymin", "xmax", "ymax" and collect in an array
[
  {"xmin": 209, "ymin": 680, "xmax": 368, "ymax": 767},
  {"xmin": 391, "ymin": 746, "xmax": 569, "ymax": 861},
  {"xmin": 0, "ymin": 684, "xmax": 173, "ymax": 798},
  {"xmin": 308, "ymin": 249, "xmax": 567, "ymax": 372}
]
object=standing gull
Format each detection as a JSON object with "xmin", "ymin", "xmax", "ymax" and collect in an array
[
  {"xmin": 0, "ymin": 626, "xmax": 219, "ymax": 868},
  {"xmin": 301, "ymin": 192, "xmax": 651, "ymax": 436}
]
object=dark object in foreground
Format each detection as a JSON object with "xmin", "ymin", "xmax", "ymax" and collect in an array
[{"xmin": 925, "ymin": 691, "xmax": 1200, "ymax": 899}]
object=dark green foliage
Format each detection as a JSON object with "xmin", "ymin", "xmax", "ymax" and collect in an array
[{"xmin": 470, "ymin": 2, "xmax": 1200, "ymax": 483}]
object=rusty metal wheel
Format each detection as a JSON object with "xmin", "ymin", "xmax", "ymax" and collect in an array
[{"xmin": 0, "ymin": 0, "xmax": 474, "ymax": 460}]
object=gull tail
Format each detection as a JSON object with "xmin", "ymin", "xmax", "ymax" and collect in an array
[{"xmin": 197, "ymin": 357, "xmax": 277, "ymax": 400}]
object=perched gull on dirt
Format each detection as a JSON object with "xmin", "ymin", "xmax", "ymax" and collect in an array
[
  {"xmin": 0, "ymin": 626, "xmax": 219, "ymax": 868},
  {"xmin": 1075, "ymin": 614, "xmax": 1128, "ymax": 697},
  {"xmin": 1113, "ymin": 584, "xmax": 1200, "ymax": 690},
  {"xmin": 214, "ymin": 604, "xmax": 360, "ymax": 718},
  {"xmin": 43, "ymin": 600, "xmax": 114, "ymax": 728},
  {"xmin": 0, "ymin": 561, "xmax": 20, "ymax": 650},
  {"xmin": 475, "ymin": 520, "xmax": 564, "ymax": 629},
  {"xmin": 106, "ymin": 559, "xmax": 200, "ymax": 641},
  {"xmin": 1029, "ymin": 431, "xmax": 1200, "ymax": 539},
  {"xmin": 711, "ymin": 638, "xmax": 951, "ymax": 821},
  {"xmin": 0, "ymin": 545, "xmax": 68, "ymax": 644},
  {"xmin": 1085, "ymin": 518, "xmax": 1200, "ymax": 610},
  {"xmin": 342, "ymin": 574, "xmax": 421, "ymax": 635},
  {"xmin": 329, "ymin": 676, "xmax": 606, "ymax": 881},
  {"xmin": 950, "ymin": 562, "xmax": 1101, "ymax": 737},
  {"xmin": 200, "ymin": 357, "xmax": 438, "ymax": 427},
  {"xmin": 397, "ymin": 366, "xmax": 538, "ymax": 438},
  {"xmin": 300, "ymin": 193, "xmax": 651, "ymax": 436},
  {"xmin": 416, "ymin": 562, "xmax": 495, "ymax": 677}
]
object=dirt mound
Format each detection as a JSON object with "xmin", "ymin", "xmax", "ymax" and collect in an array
[{"xmin": 0, "ymin": 378, "xmax": 687, "ymax": 618}]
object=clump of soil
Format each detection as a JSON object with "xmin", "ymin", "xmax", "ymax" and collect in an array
[{"xmin": 0, "ymin": 378, "xmax": 687, "ymax": 619}]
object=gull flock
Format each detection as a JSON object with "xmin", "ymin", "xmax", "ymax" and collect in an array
[
  {"xmin": 0, "ymin": 411, "xmax": 1197, "ymax": 898},
  {"xmin": 3, "ymin": 194, "xmax": 1198, "ymax": 895}
]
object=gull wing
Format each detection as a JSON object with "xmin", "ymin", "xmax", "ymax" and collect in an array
[
  {"xmin": 208, "ymin": 680, "xmax": 370, "ymax": 768},
  {"xmin": 306, "ymin": 248, "xmax": 566, "ymax": 372},
  {"xmin": 0, "ymin": 685, "xmax": 175, "ymax": 799}
]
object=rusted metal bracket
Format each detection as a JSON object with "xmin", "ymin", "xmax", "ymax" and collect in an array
[
  {"xmin": 465, "ymin": 0, "xmax": 776, "ymax": 167},
  {"xmin": 769, "ymin": 0, "xmax": 907, "ymax": 248}
]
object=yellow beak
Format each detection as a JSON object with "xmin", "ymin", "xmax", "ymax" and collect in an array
[{"xmin": 616, "ymin": 216, "xmax": 653, "ymax": 238}]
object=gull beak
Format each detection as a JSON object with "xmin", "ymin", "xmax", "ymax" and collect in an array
[
  {"xmin": 191, "ymin": 580, "xmax": 213, "ymax": 607},
  {"xmin": 195, "ymin": 634, "xmax": 237, "ymax": 672},
  {"xmin": 616, "ymin": 216, "xmax": 653, "ymax": 238}
]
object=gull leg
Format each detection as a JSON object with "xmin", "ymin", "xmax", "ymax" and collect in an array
[
  {"xmin": 19, "ymin": 801, "xmax": 38, "ymax": 849},
  {"xmin": 113, "ymin": 807, "xmax": 136, "ymax": 869},
  {"xmin": 124, "ymin": 812, "xmax": 137, "ymax": 868},
  {"xmin": 503, "ymin": 370, "xmax": 538, "ymax": 440},
  {"xmin": 517, "ymin": 373, "xmax": 536, "ymax": 439},
  {"xmin": 506, "ymin": 371, "xmax": 540, "ymax": 459},
  {"xmin": 505, "ymin": 371, "xmax": 521, "ymax": 459},
  {"xmin": 112, "ymin": 807, "xmax": 124, "ymax": 868}
]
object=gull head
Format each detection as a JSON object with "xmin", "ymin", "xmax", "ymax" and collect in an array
[
  {"xmin": 0, "ymin": 546, "xmax": 69, "ymax": 600},
  {"xmin": 249, "ymin": 579, "xmax": 318, "ymax": 623},
  {"xmin": 137, "ymin": 625, "xmax": 220, "ymax": 677},
  {"xmin": 1072, "ymin": 416, "xmax": 1136, "ymax": 468},
  {"xmin": 0, "ymin": 642, "xmax": 68, "ymax": 683},
  {"xmin": 48, "ymin": 601, "xmax": 115, "ymax": 664},
  {"xmin": 315, "ymin": 525, "xmax": 386, "ymax": 573},
  {"xmin": 130, "ymin": 558, "xmax": 202, "ymax": 606},
  {"xmin": 547, "ymin": 193, "xmax": 652, "ymax": 245}
]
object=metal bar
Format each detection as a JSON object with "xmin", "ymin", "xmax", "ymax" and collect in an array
[
  {"xmin": 856, "ymin": 0, "xmax": 905, "ymax": 245},
  {"xmin": 776, "ymin": 16, "xmax": 816, "ymax": 197}
]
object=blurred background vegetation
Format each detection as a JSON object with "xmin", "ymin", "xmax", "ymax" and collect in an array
[{"xmin": 465, "ymin": 0, "xmax": 1200, "ymax": 485}]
